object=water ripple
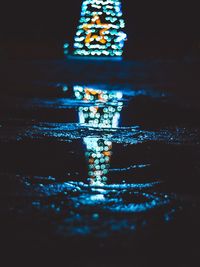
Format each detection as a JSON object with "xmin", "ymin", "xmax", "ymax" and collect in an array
[{"xmin": 0, "ymin": 122, "xmax": 199, "ymax": 145}]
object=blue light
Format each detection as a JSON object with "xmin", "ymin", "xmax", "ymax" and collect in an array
[
  {"xmin": 73, "ymin": 85, "xmax": 124, "ymax": 185},
  {"xmin": 62, "ymin": 85, "xmax": 68, "ymax": 92},
  {"xmin": 63, "ymin": 43, "xmax": 69, "ymax": 48},
  {"xmin": 72, "ymin": 0, "xmax": 127, "ymax": 58}
]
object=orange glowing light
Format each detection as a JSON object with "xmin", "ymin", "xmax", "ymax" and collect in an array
[
  {"xmin": 83, "ymin": 88, "xmax": 106, "ymax": 103},
  {"xmin": 103, "ymin": 151, "xmax": 112, "ymax": 157},
  {"xmin": 83, "ymin": 15, "xmax": 110, "ymax": 44}
]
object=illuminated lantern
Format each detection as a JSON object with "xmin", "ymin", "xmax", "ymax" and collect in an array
[{"xmin": 72, "ymin": 0, "xmax": 127, "ymax": 59}]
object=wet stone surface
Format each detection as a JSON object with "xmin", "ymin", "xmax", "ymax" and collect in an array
[{"xmin": 0, "ymin": 78, "xmax": 200, "ymax": 266}]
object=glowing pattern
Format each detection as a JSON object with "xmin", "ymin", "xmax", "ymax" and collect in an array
[
  {"xmin": 73, "ymin": 0, "xmax": 127, "ymax": 58},
  {"xmin": 74, "ymin": 85, "xmax": 123, "ymax": 185},
  {"xmin": 74, "ymin": 85, "xmax": 123, "ymax": 128},
  {"xmin": 63, "ymin": 43, "xmax": 69, "ymax": 55},
  {"xmin": 84, "ymin": 137, "xmax": 112, "ymax": 185},
  {"xmin": 83, "ymin": 15, "xmax": 110, "ymax": 44}
]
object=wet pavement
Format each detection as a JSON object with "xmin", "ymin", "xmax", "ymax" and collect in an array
[{"xmin": 0, "ymin": 60, "xmax": 200, "ymax": 266}]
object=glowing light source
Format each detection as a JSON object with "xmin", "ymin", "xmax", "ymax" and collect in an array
[
  {"xmin": 83, "ymin": 15, "xmax": 110, "ymax": 44},
  {"xmin": 63, "ymin": 43, "xmax": 69, "ymax": 55},
  {"xmin": 73, "ymin": 0, "xmax": 127, "ymax": 58}
]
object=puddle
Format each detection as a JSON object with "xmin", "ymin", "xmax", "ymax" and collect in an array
[{"xmin": 0, "ymin": 83, "xmax": 200, "ymax": 241}]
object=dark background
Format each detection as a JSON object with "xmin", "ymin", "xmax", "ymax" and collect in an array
[
  {"xmin": 0, "ymin": 2, "xmax": 200, "ymax": 266},
  {"xmin": 0, "ymin": 1, "xmax": 199, "ymax": 60}
]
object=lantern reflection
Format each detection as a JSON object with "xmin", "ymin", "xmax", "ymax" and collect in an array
[{"xmin": 74, "ymin": 86, "xmax": 123, "ymax": 185}]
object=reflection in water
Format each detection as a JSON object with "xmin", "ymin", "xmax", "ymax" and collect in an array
[
  {"xmin": 0, "ymin": 83, "xmax": 180, "ymax": 238},
  {"xmin": 84, "ymin": 137, "xmax": 112, "ymax": 185},
  {"xmin": 74, "ymin": 85, "xmax": 123, "ymax": 128},
  {"xmin": 70, "ymin": 84, "xmax": 176, "ymax": 225},
  {"xmin": 74, "ymin": 85, "xmax": 123, "ymax": 185}
]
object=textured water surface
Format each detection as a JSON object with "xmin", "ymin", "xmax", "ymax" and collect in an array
[{"xmin": 1, "ymin": 81, "xmax": 200, "ymax": 266}]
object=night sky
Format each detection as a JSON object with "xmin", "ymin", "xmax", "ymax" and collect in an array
[{"xmin": 1, "ymin": 1, "xmax": 199, "ymax": 59}]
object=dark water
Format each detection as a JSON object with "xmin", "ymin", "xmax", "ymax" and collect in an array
[{"xmin": 0, "ymin": 62, "xmax": 200, "ymax": 266}]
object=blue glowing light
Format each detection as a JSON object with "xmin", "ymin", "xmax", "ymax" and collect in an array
[
  {"xmin": 72, "ymin": 0, "xmax": 127, "ymax": 58},
  {"xmin": 74, "ymin": 85, "xmax": 124, "ymax": 185}
]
